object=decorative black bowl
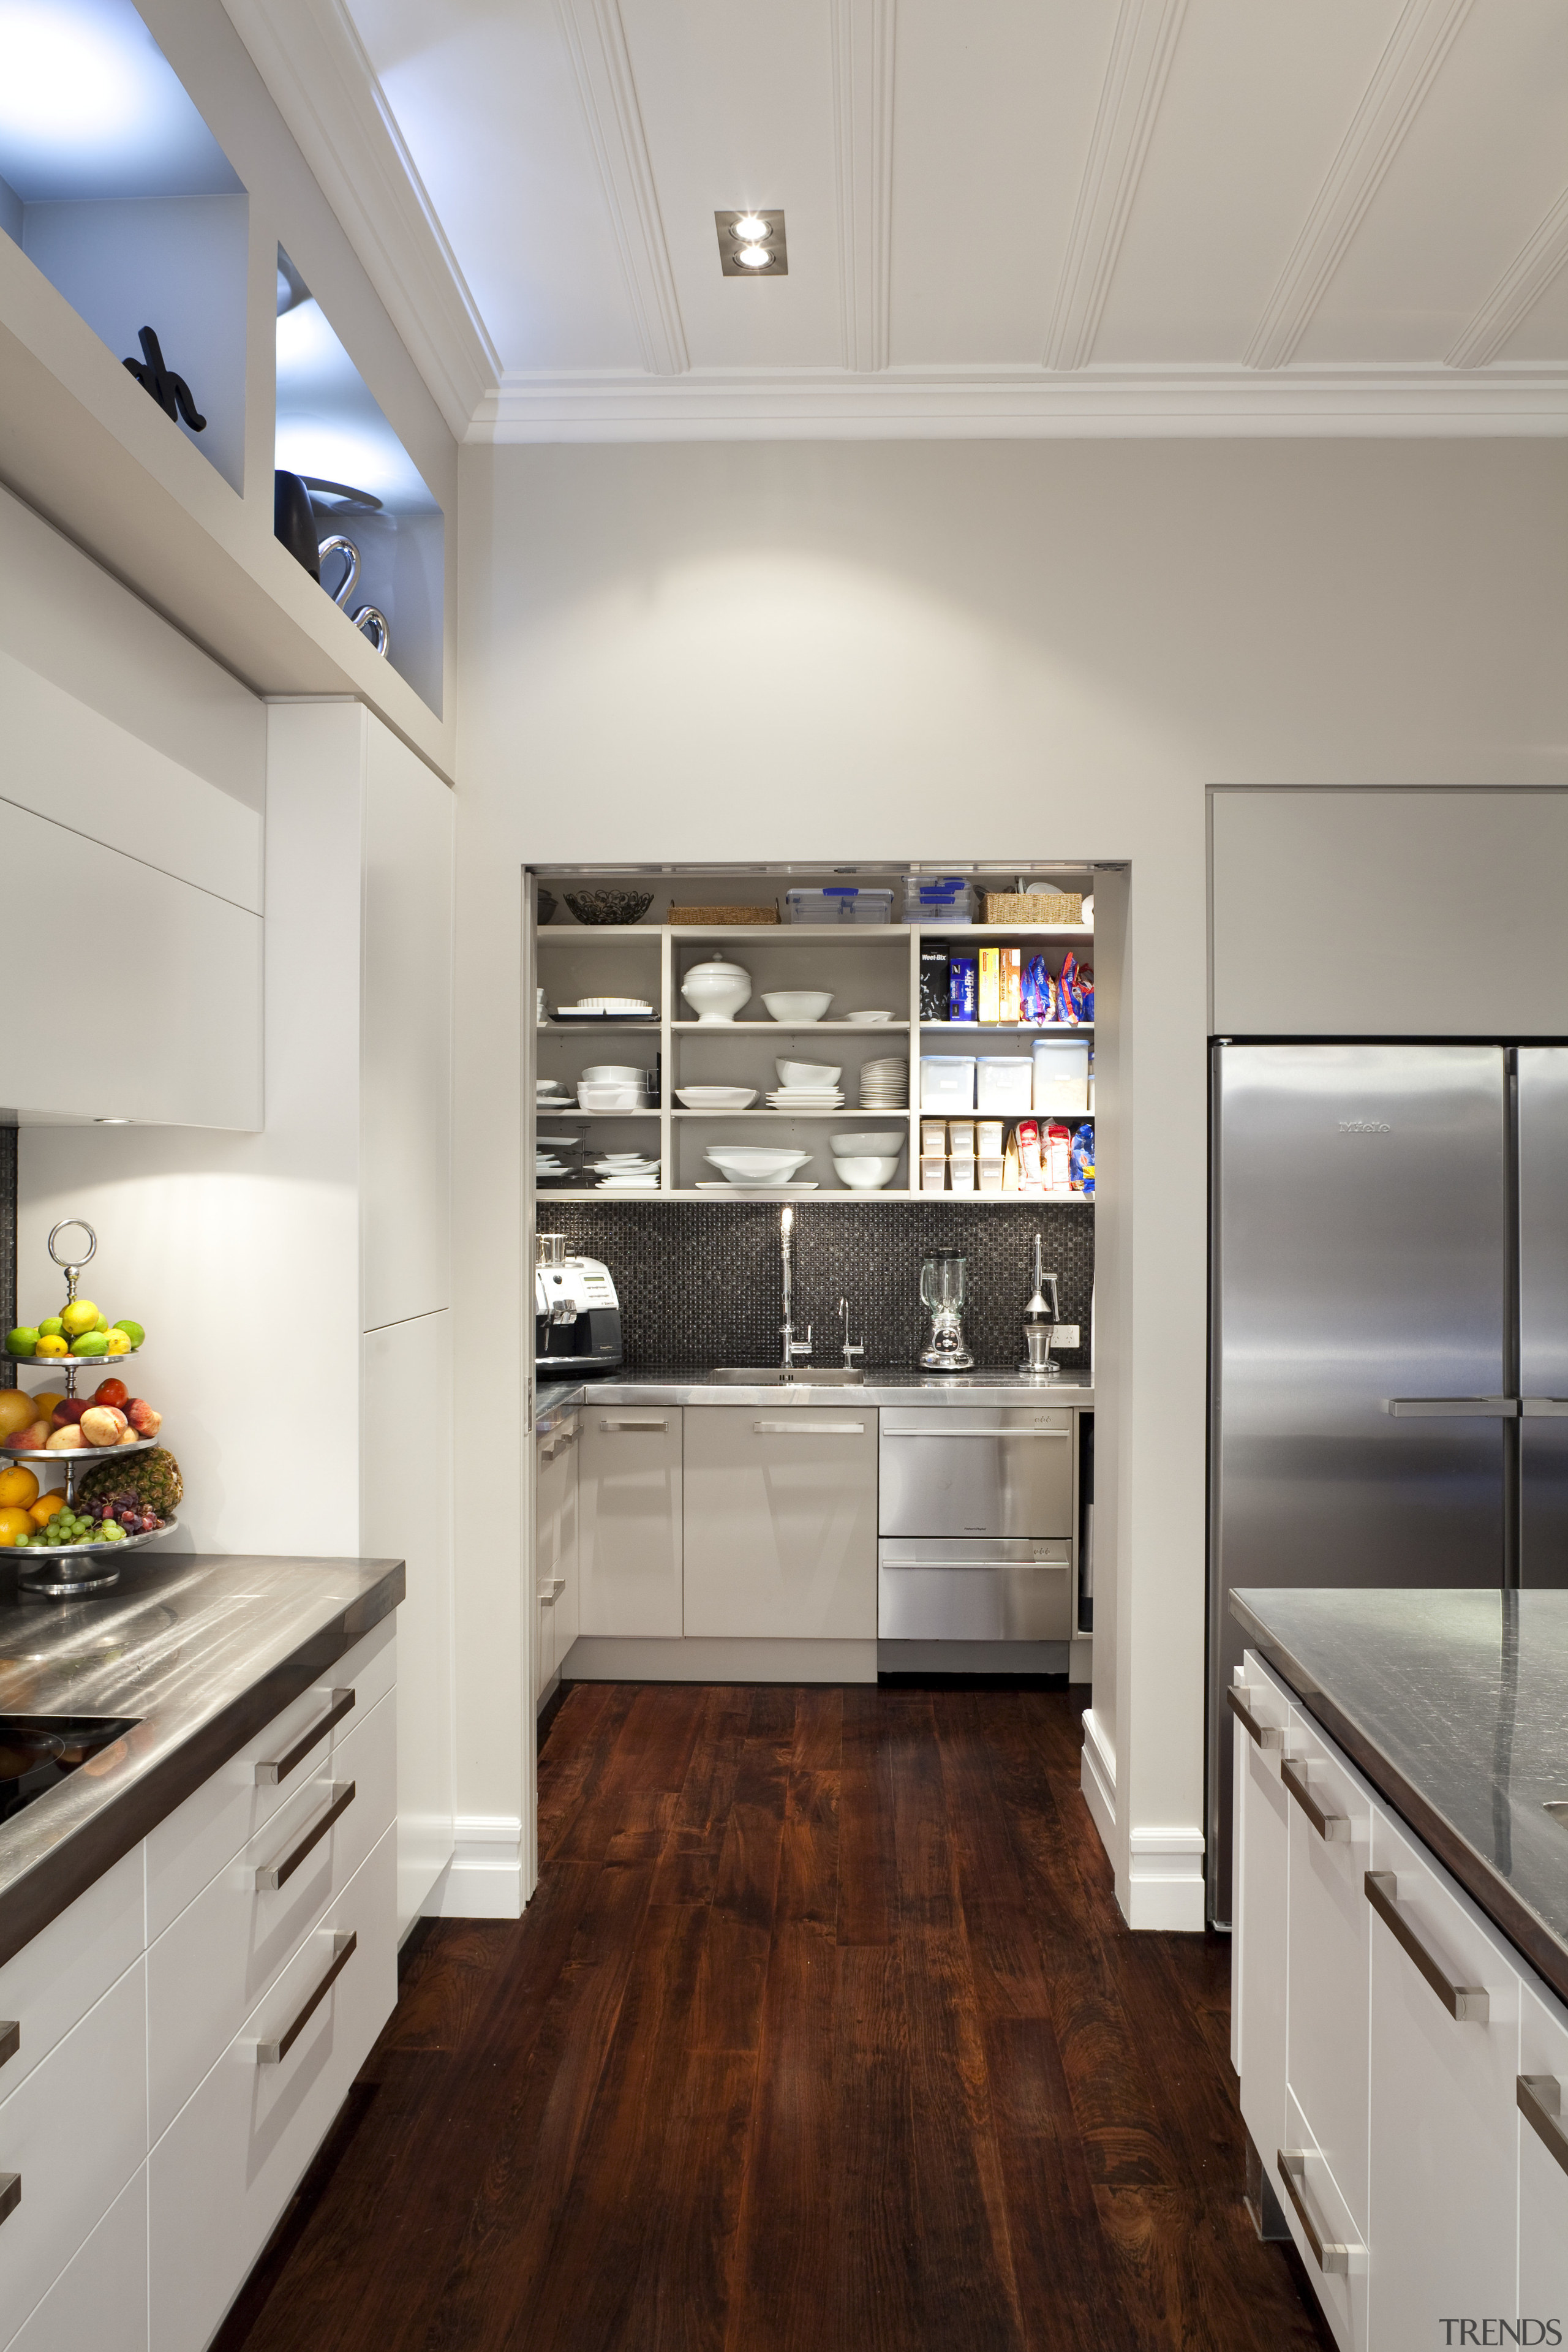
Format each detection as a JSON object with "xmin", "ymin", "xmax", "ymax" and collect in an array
[
  {"xmin": 537, "ymin": 890, "xmax": 557, "ymax": 925},
  {"xmin": 273, "ymin": 471, "xmax": 321, "ymax": 580},
  {"xmin": 563, "ymin": 890, "xmax": 654, "ymax": 926}
]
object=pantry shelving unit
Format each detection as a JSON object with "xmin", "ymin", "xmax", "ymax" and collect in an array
[{"xmin": 535, "ymin": 922, "xmax": 1095, "ymax": 1203}]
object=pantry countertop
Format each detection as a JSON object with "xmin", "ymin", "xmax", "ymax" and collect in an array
[{"xmin": 538, "ymin": 1371, "xmax": 1093, "ymax": 1417}]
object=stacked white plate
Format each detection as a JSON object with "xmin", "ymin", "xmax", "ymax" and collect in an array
[
  {"xmin": 593, "ymin": 1154, "xmax": 661, "ymax": 1189},
  {"xmin": 766, "ymin": 1088, "xmax": 844, "ymax": 1108},
  {"xmin": 859, "ymin": 1055, "xmax": 910, "ymax": 1108},
  {"xmin": 555, "ymin": 997, "xmax": 655, "ymax": 1019},
  {"xmin": 675, "ymin": 1086, "xmax": 758, "ymax": 1109},
  {"xmin": 577, "ymin": 1080, "xmax": 652, "ymax": 1110},
  {"xmin": 537, "ymin": 1082, "xmax": 576, "ymax": 1115}
]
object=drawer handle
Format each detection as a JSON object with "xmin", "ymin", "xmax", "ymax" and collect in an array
[
  {"xmin": 753, "ymin": 1421, "xmax": 866, "ymax": 1435},
  {"xmin": 1280, "ymin": 1757, "xmax": 1350, "ymax": 1842},
  {"xmin": 1276, "ymin": 2151, "xmax": 1356, "ymax": 2275},
  {"xmin": 0, "ymin": 2173, "xmax": 17, "ymax": 2228},
  {"xmin": 600, "ymin": 1419, "xmax": 667, "ymax": 1432},
  {"xmin": 1389, "ymin": 1396, "xmax": 1519, "ymax": 1417},
  {"xmin": 537, "ymin": 1577, "xmax": 565, "ymax": 1601},
  {"xmin": 1364, "ymin": 1871, "xmax": 1489, "ymax": 2021},
  {"xmin": 0, "ymin": 2021, "xmax": 17, "ymax": 2072},
  {"xmin": 1225, "ymin": 1682, "xmax": 1281, "ymax": 1751},
  {"xmin": 883, "ymin": 1428, "xmax": 1068, "ymax": 1439},
  {"xmin": 254, "ymin": 1781, "xmax": 356, "ymax": 1891},
  {"xmin": 880, "ymin": 1556, "xmax": 1069, "ymax": 1573},
  {"xmin": 254, "ymin": 1931, "xmax": 357, "ymax": 2065},
  {"xmin": 255, "ymin": 1689, "xmax": 355, "ymax": 1785},
  {"xmin": 1518, "ymin": 2075, "xmax": 1568, "ymax": 2180}
]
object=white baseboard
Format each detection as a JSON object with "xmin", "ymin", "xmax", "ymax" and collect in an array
[
  {"xmin": 1079, "ymin": 1706, "xmax": 1116, "ymax": 1856},
  {"xmin": 1125, "ymin": 1826, "xmax": 1207, "ymax": 1932},
  {"xmin": 424, "ymin": 1815, "xmax": 525, "ymax": 1920},
  {"xmin": 562, "ymin": 1635, "xmax": 877, "ymax": 1683}
]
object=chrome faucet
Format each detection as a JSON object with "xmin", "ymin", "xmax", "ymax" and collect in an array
[
  {"xmin": 838, "ymin": 1297, "xmax": 864, "ymax": 1372},
  {"xmin": 780, "ymin": 1206, "xmax": 812, "ymax": 1370}
]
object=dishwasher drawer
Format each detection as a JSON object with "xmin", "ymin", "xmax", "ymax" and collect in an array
[
  {"xmin": 878, "ymin": 1540, "xmax": 1074, "ymax": 1639},
  {"xmin": 878, "ymin": 1408, "xmax": 1074, "ymax": 1538}
]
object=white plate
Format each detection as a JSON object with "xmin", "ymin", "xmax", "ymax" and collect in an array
[
  {"xmin": 675, "ymin": 1087, "xmax": 759, "ymax": 1109},
  {"xmin": 570, "ymin": 998, "xmax": 653, "ymax": 1014},
  {"xmin": 845, "ymin": 1011, "xmax": 894, "ymax": 1022}
]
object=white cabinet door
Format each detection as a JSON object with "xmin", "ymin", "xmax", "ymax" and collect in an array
[
  {"xmin": 578, "ymin": 1408, "xmax": 683, "ymax": 1637},
  {"xmin": 554, "ymin": 1423, "xmax": 580, "ymax": 1665},
  {"xmin": 535, "ymin": 1429, "xmax": 567, "ymax": 1698},
  {"xmin": 1518, "ymin": 1982, "xmax": 1568, "ymax": 2324},
  {"xmin": 682, "ymin": 1406, "xmax": 878, "ymax": 1640},
  {"xmin": 0, "ymin": 1845, "xmax": 142, "ymax": 2101},
  {"xmin": 1284, "ymin": 1705, "xmax": 1373, "ymax": 2236},
  {"xmin": 1231, "ymin": 1657, "xmax": 1290, "ymax": 2174},
  {"xmin": 1365, "ymin": 1809, "xmax": 1520, "ymax": 2350},
  {"xmin": 4, "ymin": 2165, "xmax": 146, "ymax": 2352}
]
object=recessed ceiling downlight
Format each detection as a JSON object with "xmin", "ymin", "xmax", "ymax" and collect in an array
[
  {"xmin": 735, "ymin": 243, "xmax": 773, "ymax": 268},
  {"xmin": 715, "ymin": 209, "xmax": 788, "ymax": 277},
  {"xmin": 731, "ymin": 214, "xmax": 770, "ymax": 243}
]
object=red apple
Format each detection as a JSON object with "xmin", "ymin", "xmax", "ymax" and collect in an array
[{"xmin": 126, "ymin": 1398, "xmax": 162, "ymax": 1437}]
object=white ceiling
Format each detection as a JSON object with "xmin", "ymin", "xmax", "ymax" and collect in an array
[{"xmin": 233, "ymin": 0, "xmax": 1568, "ymax": 438}]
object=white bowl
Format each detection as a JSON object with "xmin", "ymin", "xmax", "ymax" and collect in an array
[
  {"xmin": 577, "ymin": 1084, "xmax": 644, "ymax": 1109},
  {"xmin": 675, "ymin": 1086, "xmax": 758, "ymax": 1109},
  {"xmin": 705, "ymin": 1146, "xmax": 812, "ymax": 1181},
  {"xmin": 835, "ymin": 1156, "xmax": 900, "ymax": 1189},
  {"xmin": 775, "ymin": 1059, "xmax": 842, "ymax": 1087},
  {"xmin": 761, "ymin": 991, "xmax": 834, "ymax": 1023},
  {"xmin": 581, "ymin": 1064, "xmax": 648, "ymax": 1082},
  {"xmin": 680, "ymin": 960, "xmax": 752, "ymax": 1023},
  {"xmin": 829, "ymin": 1130, "xmax": 906, "ymax": 1157}
]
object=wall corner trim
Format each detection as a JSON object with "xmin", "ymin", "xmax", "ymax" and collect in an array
[
  {"xmin": 424, "ymin": 1814, "xmax": 524, "ymax": 1920},
  {"xmin": 1080, "ymin": 1705, "xmax": 1117, "ymax": 1857},
  {"xmin": 1125, "ymin": 1823, "xmax": 1207, "ymax": 1932}
]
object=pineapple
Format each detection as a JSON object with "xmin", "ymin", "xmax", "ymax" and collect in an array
[{"xmin": 78, "ymin": 1447, "xmax": 183, "ymax": 1532}]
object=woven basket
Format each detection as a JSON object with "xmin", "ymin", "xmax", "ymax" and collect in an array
[
  {"xmin": 981, "ymin": 891, "xmax": 1083, "ymax": 926},
  {"xmin": 668, "ymin": 904, "xmax": 779, "ymax": 925}
]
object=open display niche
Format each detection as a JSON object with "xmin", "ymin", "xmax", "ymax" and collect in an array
[
  {"xmin": 0, "ymin": 0, "xmax": 247, "ymax": 491},
  {"xmin": 276, "ymin": 247, "xmax": 445, "ymax": 714},
  {"xmin": 535, "ymin": 881, "xmax": 1096, "ymax": 1202}
]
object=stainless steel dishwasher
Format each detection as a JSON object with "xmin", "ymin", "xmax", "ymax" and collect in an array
[{"xmin": 878, "ymin": 1405, "xmax": 1076, "ymax": 1642}]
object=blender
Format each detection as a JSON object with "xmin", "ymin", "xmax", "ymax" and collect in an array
[{"xmin": 919, "ymin": 1248, "xmax": 973, "ymax": 1372}]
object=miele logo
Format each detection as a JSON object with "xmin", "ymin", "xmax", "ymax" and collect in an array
[{"xmin": 1338, "ymin": 1120, "xmax": 1392, "ymax": 1133}]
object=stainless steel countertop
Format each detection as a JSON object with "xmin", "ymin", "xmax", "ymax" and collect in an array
[
  {"xmin": 1232, "ymin": 1587, "xmax": 1568, "ymax": 2007},
  {"xmin": 537, "ymin": 1370, "xmax": 1093, "ymax": 1419},
  {"xmin": 0, "ymin": 1551, "xmax": 404, "ymax": 1969}
]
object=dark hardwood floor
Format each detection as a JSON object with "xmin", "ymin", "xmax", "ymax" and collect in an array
[{"xmin": 219, "ymin": 1683, "xmax": 1333, "ymax": 2352}]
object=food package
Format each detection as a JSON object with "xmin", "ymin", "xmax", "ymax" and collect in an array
[
  {"xmin": 1003, "ymin": 1129, "xmax": 1021, "ymax": 1190},
  {"xmin": 1016, "ymin": 1118, "xmax": 1042, "ymax": 1185},
  {"xmin": 1020, "ymin": 956, "xmax": 1055, "ymax": 1025},
  {"xmin": 921, "ymin": 1119, "xmax": 948, "ymax": 1155},
  {"xmin": 998, "ymin": 948, "xmax": 1022, "ymax": 1025},
  {"xmin": 976, "ymin": 1120, "xmax": 1004, "ymax": 1155},
  {"xmin": 919, "ymin": 944, "xmax": 951, "ymax": 1021},
  {"xmin": 1071, "ymin": 1123, "xmax": 1095, "ymax": 1195},
  {"xmin": 978, "ymin": 949, "xmax": 1000, "ymax": 1024},
  {"xmin": 948, "ymin": 1120, "xmax": 976, "ymax": 1160},
  {"xmin": 1046, "ymin": 1123, "xmax": 1072, "ymax": 1191},
  {"xmin": 949, "ymin": 955, "xmax": 978, "ymax": 1022},
  {"xmin": 1078, "ymin": 965, "xmax": 1094, "ymax": 1020}
]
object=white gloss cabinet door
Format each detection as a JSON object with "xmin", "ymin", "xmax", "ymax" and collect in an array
[
  {"xmin": 1284, "ymin": 1708, "xmax": 1373, "ymax": 2235},
  {"xmin": 1365, "ymin": 1811, "xmax": 1520, "ymax": 2350},
  {"xmin": 578, "ymin": 1409, "xmax": 684, "ymax": 1637},
  {"xmin": 681, "ymin": 1407, "xmax": 877, "ymax": 1639},
  {"xmin": 1232, "ymin": 1660, "xmax": 1290, "ymax": 2177},
  {"xmin": 4, "ymin": 2166, "xmax": 147, "ymax": 2352},
  {"xmin": 1518, "ymin": 1983, "xmax": 1568, "ymax": 2324},
  {"xmin": 554, "ymin": 1425, "xmax": 580, "ymax": 1665}
]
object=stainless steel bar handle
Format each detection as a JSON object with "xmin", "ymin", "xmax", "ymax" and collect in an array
[
  {"xmin": 254, "ymin": 1782, "xmax": 356, "ymax": 1891},
  {"xmin": 1364, "ymin": 1872, "xmax": 1489, "ymax": 2021},
  {"xmin": 1225, "ymin": 1682, "xmax": 1282, "ymax": 1751},
  {"xmin": 254, "ymin": 1931, "xmax": 357, "ymax": 2065},
  {"xmin": 0, "ymin": 2021, "xmax": 17, "ymax": 2071},
  {"xmin": 599, "ymin": 1419, "xmax": 668, "ymax": 1431},
  {"xmin": 255, "ymin": 1689, "xmax": 355, "ymax": 1785},
  {"xmin": 1276, "ymin": 2152, "xmax": 1355, "ymax": 2275},
  {"xmin": 0, "ymin": 2173, "xmax": 17, "ymax": 2228},
  {"xmin": 1521, "ymin": 1401, "xmax": 1568, "ymax": 1419},
  {"xmin": 536, "ymin": 1577, "xmax": 565, "ymax": 1601},
  {"xmin": 880, "ymin": 1556, "xmax": 1069, "ymax": 1572},
  {"xmin": 1518, "ymin": 2075, "xmax": 1568, "ymax": 2180},
  {"xmin": 882, "ymin": 1428, "xmax": 1068, "ymax": 1440},
  {"xmin": 753, "ymin": 1422, "xmax": 866, "ymax": 1435},
  {"xmin": 1281, "ymin": 1757, "xmax": 1350, "ymax": 1842},
  {"xmin": 1388, "ymin": 1396, "xmax": 1518, "ymax": 1418}
]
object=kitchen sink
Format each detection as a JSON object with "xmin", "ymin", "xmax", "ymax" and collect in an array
[{"xmin": 705, "ymin": 1366, "xmax": 866, "ymax": 1385}]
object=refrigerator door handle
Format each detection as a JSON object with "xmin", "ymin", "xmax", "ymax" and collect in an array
[
  {"xmin": 1387, "ymin": 1396, "xmax": 1519, "ymax": 1418},
  {"xmin": 1520, "ymin": 1399, "xmax": 1568, "ymax": 1418}
]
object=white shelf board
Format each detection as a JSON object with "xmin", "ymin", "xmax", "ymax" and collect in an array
[
  {"xmin": 537, "ymin": 1187, "xmax": 1092, "ymax": 1205},
  {"xmin": 533, "ymin": 1107, "xmax": 660, "ymax": 1118},
  {"xmin": 540, "ymin": 1020, "xmax": 662, "ymax": 1031},
  {"xmin": 919, "ymin": 1021, "xmax": 1094, "ymax": 1033},
  {"xmin": 671, "ymin": 1021, "xmax": 908, "ymax": 1033},
  {"xmin": 670, "ymin": 1109, "xmax": 908, "ymax": 1120}
]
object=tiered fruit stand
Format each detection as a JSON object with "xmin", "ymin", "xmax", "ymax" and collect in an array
[{"xmin": 2, "ymin": 1220, "xmax": 177, "ymax": 1598}]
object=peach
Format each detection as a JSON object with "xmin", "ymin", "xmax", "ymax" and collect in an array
[
  {"xmin": 126, "ymin": 1398, "xmax": 162, "ymax": 1437},
  {"xmin": 80, "ymin": 1406, "xmax": 127, "ymax": 1447},
  {"xmin": 45, "ymin": 1425, "xmax": 83, "ymax": 1450}
]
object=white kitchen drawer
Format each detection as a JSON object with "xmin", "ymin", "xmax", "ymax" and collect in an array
[
  {"xmin": 1231, "ymin": 1651, "xmax": 1290, "ymax": 2168},
  {"xmin": 1284, "ymin": 1703, "xmax": 1374, "ymax": 2234},
  {"xmin": 1518, "ymin": 1981, "xmax": 1568, "ymax": 2321},
  {"xmin": 1365, "ymin": 1806, "xmax": 1521, "ymax": 2348},
  {"xmin": 149, "ymin": 1826, "xmax": 397, "ymax": 2352},
  {"xmin": 146, "ymin": 1689, "xmax": 396, "ymax": 2143},
  {"xmin": 145, "ymin": 1620, "xmax": 395, "ymax": 1939},
  {"xmin": 1275, "ymin": 2084, "xmax": 1368, "ymax": 2352},
  {"xmin": 0, "ymin": 1845, "xmax": 142, "ymax": 2105},
  {"xmin": 4, "ymin": 2165, "xmax": 146, "ymax": 2352},
  {"xmin": 0, "ymin": 1961, "xmax": 146, "ymax": 2334}
]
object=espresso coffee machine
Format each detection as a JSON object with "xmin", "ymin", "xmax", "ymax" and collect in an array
[
  {"xmin": 919, "ymin": 1247, "xmax": 973, "ymax": 1372},
  {"xmin": 535, "ymin": 1235, "xmax": 624, "ymax": 1378}
]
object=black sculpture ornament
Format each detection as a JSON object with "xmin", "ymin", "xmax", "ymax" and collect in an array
[{"xmin": 122, "ymin": 326, "xmax": 206, "ymax": 431}]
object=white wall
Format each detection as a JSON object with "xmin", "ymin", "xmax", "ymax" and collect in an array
[{"xmin": 454, "ymin": 437, "xmax": 1568, "ymax": 1928}]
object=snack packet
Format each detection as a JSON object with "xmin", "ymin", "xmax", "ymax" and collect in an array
[
  {"xmin": 1046, "ymin": 1123, "xmax": 1072, "ymax": 1190},
  {"xmin": 1016, "ymin": 1118, "xmax": 1043, "ymax": 1185},
  {"xmin": 1077, "ymin": 965, "xmax": 1094, "ymax": 1020},
  {"xmin": 1070, "ymin": 1123, "xmax": 1095, "ymax": 1195},
  {"xmin": 1058, "ymin": 952, "xmax": 1084, "ymax": 1024},
  {"xmin": 1020, "ymin": 955, "xmax": 1055, "ymax": 1025}
]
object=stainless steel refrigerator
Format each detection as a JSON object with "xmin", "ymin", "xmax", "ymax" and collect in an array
[{"xmin": 1207, "ymin": 1042, "xmax": 1568, "ymax": 1924}]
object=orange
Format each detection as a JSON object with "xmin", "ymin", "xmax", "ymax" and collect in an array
[
  {"xmin": 29, "ymin": 1491, "xmax": 66, "ymax": 1527},
  {"xmin": 0, "ymin": 1506, "xmax": 34, "ymax": 1544},
  {"xmin": 0, "ymin": 1464, "xmax": 39, "ymax": 1510}
]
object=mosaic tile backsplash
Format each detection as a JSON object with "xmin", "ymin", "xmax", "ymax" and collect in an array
[{"xmin": 538, "ymin": 1200, "xmax": 1094, "ymax": 1374}]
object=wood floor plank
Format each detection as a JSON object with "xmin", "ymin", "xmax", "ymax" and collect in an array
[{"xmin": 837, "ymin": 1684, "xmax": 894, "ymax": 1948}]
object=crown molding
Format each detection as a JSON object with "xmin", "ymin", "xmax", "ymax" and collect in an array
[
  {"xmin": 469, "ymin": 361, "xmax": 1568, "ymax": 442},
  {"xmin": 1246, "ymin": 0, "xmax": 1475, "ymax": 370},
  {"xmin": 556, "ymin": 0, "xmax": 688, "ymax": 376},
  {"xmin": 221, "ymin": 0, "xmax": 499, "ymax": 437},
  {"xmin": 1046, "ymin": 0, "xmax": 1189, "ymax": 372},
  {"xmin": 1448, "ymin": 186, "xmax": 1568, "ymax": 369},
  {"xmin": 832, "ymin": 0, "xmax": 899, "ymax": 372}
]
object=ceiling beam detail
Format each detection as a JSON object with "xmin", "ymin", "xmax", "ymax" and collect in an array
[
  {"xmin": 556, "ymin": 0, "xmax": 689, "ymax": 377},
  {"xmin": 472, "ymin": 361, "xmax": 1568, "ymax": 442},
  {"xmin": 832, "ymin": 0, "xmax": 898, "ymax": 373},
  {"xmin": 1045, "ymin": 0, "xmax": 1189, "ymax": 373},
  {"xmin": 219, "ymin": 0, "xmax": 499, "ymax": 436},
  {"xmin": 1245, "ymin": 0, "xmax": 1474, "ymax": 370},
  {"xmin": 1447, "ymin": 187, "xmax": 1568, "ymax": 369}
]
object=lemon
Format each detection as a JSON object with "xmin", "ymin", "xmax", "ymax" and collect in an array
[
  {"xmin": 105, "ymin": 1330, "xmax": 132, "ymax": 1357},
  {"xmin": 94, "ymin": 1313, "xmax": 108, "ymax": 1333},
  {"xmin": 34, "ymin": 1335, "xmax": 68, "ymax": 1359},
  {"xmin": 61, "ymin": 1299, "xmax": 99, "ymax": 1338}
]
